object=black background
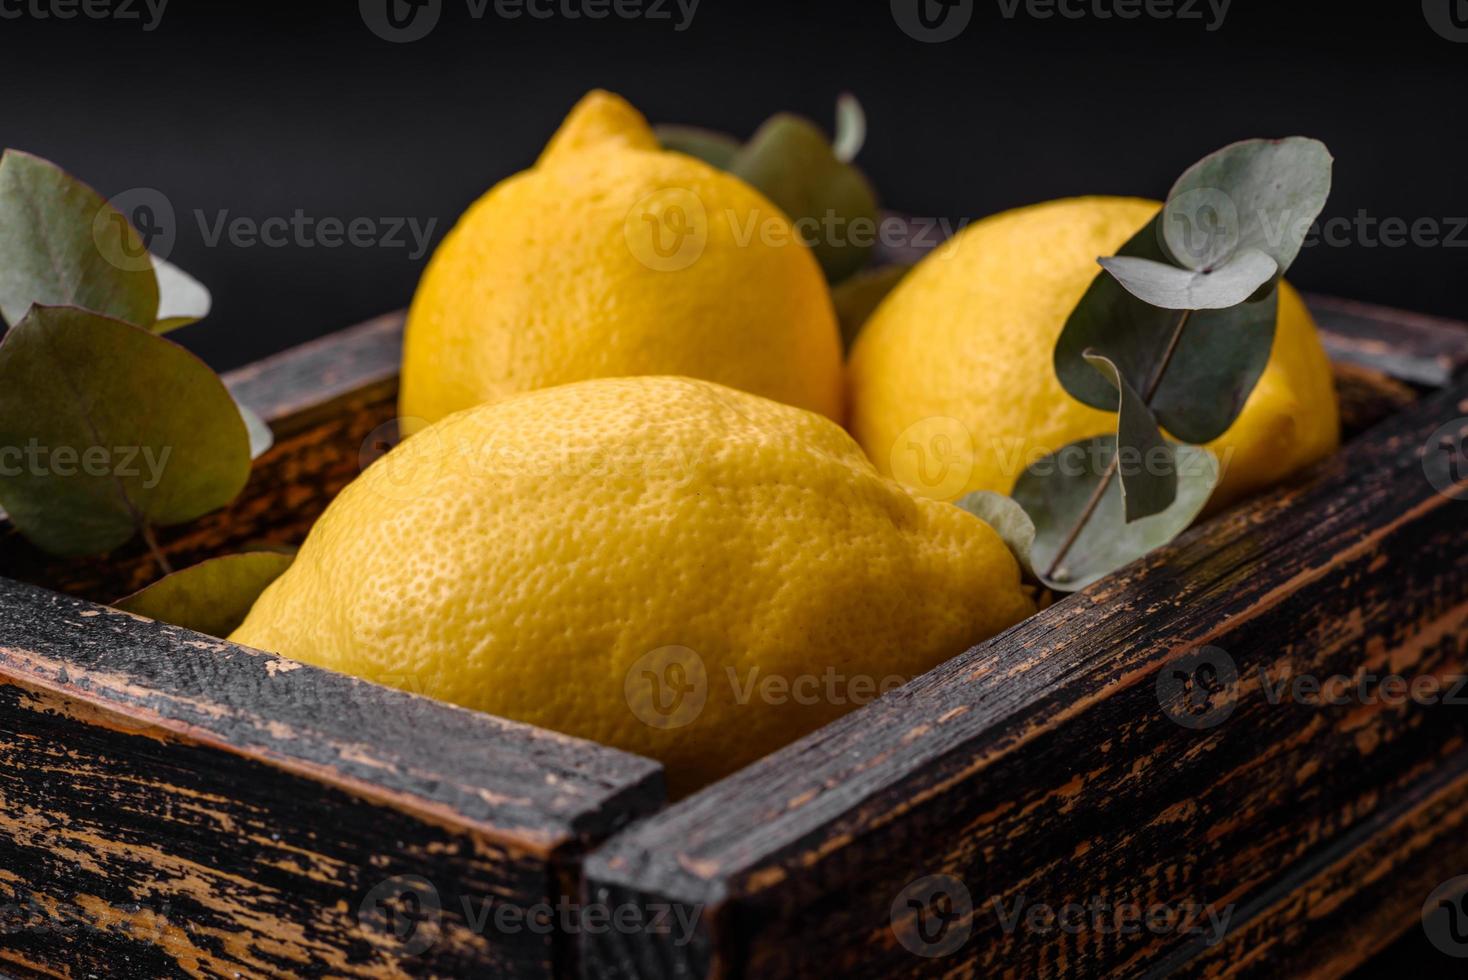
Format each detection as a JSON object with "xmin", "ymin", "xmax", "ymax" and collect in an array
[
  {"xmin": 3, "ymin": 1, "xmax": 1464, "ymax": 373},
  {"xmin": 3, "ymin": 0, "xmax": 1465, "ymax": 972}
]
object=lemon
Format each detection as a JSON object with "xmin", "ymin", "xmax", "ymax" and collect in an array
[
  {"xmin": 536, "ymin": 89, "xmax": 660, "ymax": 164},
  {"xmin": 231, "ymin": 377, "xmax": 1033, "ymax": 794},
  {"xmin": 399, "ymin": 91, "xmax": 843, "ymax": 430},
  {"xmin": 848, "ymin": 196, "xmax": 1339, "ymax": 509}
]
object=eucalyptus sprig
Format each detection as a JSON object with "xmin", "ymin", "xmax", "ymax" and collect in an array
[
  {"xmin": 0, "ymin": 150, "xmax": 287, "ymax": 632},
  {"xmin": 655, "ymin": 93, "xmax": 879, "ymax": 283},
  {"xmin": 966, "ymin": 138, "xmax": 1333, "ymax": 592}
]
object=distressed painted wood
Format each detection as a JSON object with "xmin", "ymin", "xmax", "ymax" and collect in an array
[
  {"xmin": 580, "ymin": 356, "xmax": 1468, "ymax": 975},
  {"xmin": 1306, "ymin": 294, "xmax": 1468, "ymax": 387},
  {"xmin": 1330, "ymin": 361, "xmax": 1415, "ymax": 438},
  {"xmin": 0, "ymin": 577, "xmax": 663, "ymax": 977}
]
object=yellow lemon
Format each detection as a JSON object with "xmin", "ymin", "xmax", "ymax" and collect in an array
[
  {"xmin": 848, "ymin": 196, "xmax": 1339, "ymax": 509},
  {"xmin": 231, "ymin": 377, "xmax": 1033, "ymax": 794},
  {"xmin": 399, "ymin": 91, "xmax": 843, "ymax": 430}
]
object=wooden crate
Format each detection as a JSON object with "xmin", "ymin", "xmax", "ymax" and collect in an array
[{"xmin": 0, "ymin": 297, "xmax": 1464, "ymax": 978}]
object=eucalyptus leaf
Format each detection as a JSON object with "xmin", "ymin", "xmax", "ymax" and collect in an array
[
  {"xmin": 655, "ymin": 125, "xmax": 742, "ymax": 170},
  {"xmin": 1013, "ymin": 436, "xmax": 1219, "ymax": 592},
  {"xmin": 0, "ymin": 150, "xmax": 158, "ymax": 329},
  {"xmin": 235, "ymin": 398, "xmax": 274, "ymax": 459},
  {"xmin": 831, "ymin": 263, "xmax": 909, "ymax": 350},
  {"xmin": 832, "ymin": 92, "xmax": 866, "ymax": 164},
  {"xmin": 114, "ymin": 550, "xmax": 294, "ymax": 638},
  {"xmin": 0, "ymin": 306, "xmax": 251, "ymax": 556},
  {"xmin": 1082, "ymin": 350, "xmax": 1176, "ymax": 522},
  {"xmin": 729, "ymin": 113, "xmax": 879, "ymax": 283},
  {"xmin": 1098, "ymin": 248, "xmax": 1276, "ymax": 311},
  {"xmin": 152, "ymin": 255, "xmax": 212, "ymax": 332},
  {"xmin": 955, "ymin": 490, "xmax": 1036, "ymax": 578},
  {"xmin": 1055, "ymin": 213, "xmax": 1279, "ymax": 445},
  {"xmin": 1162, "ymin": 137, "xmax": 1332, "ymax": 275}
]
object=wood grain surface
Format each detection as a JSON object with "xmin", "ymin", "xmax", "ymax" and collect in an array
[
  {"xmin": 1306, "ymin": 294, "xmax": 1468, "ymax": 388},
  {"xmin": 0, "ymin": 577, "xmax": 663, "ymax": 977}
]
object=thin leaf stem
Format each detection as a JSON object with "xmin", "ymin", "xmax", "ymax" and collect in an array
[
  {"xmin": 1042, "ymin": 309, "xmax": 1194, "ymax": 582},
  {"xmin": 1144, "ymin": 309, "xmax": 1193, "ymax": 402},
  {"xmin": 1043, "ymin": 453, "xmax": 1119, "ymax": 583},
  {"xmin": 140, "ymin": 522, "xmax": 173, "ymax": 578}
]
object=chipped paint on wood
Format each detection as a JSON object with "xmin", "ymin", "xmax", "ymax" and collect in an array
[{"xmin": 0, "ymin": 589, "xmax": 664, "ymax": 978}]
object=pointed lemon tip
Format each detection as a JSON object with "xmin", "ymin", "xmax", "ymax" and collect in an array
[{"xmin": 537, "ymin": 89, "xmax": 659, "ymax": 168}]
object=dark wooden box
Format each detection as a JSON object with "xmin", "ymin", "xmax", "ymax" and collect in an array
[{"xmin": 1, "ymin": 295, "xmax": 1465, "ymax": 978}]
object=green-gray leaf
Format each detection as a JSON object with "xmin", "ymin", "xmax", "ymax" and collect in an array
[
  {"xmin": 1014, "ymin": 436, "xmax": 1219, "ymax": 592},
  {"xmin": 152, "ymin": 255, "xmax": 211, "ymax": 332},
  {"xmin": 831, "ymin": 263, "xmax": 909, "ymax": 351},
  {"xmin": 832, "ymin": 92, "xmax": 866, "ymax": 164},
  {"xmin": 1055, "ymin": 213, "xmax": 1279, "ymax": 445},
  {"xmin": 729, "ymin": 113, "xmax": 879, "ymax": 283},
  {"xmin": 1082, "ymin": 350, "xmax": 1176, "ymax": 522},
  {"xmin": 113, "ymin": 550, "xmax": 294, "ymax": 638},
  {"xmin": 0, "ymin": 306, "xmax": 251, "ymax": 556},
  {"xmin": 235, "ymin": 398, "xmax": 274, "ymax": 459},
  {"xmin": 955, "ymin": 490, "xmax": 1036, "ymax": 578},
  {"xmin": 1098, "ymin": 248, "xmax": 1277, "ymax": 311},
  {"xmin": 1162, "ymin": 137, "xmax": 1332, "ymax": 275},
  {"xmin": 0, "ymin": 150, "xmax": 159, "ymax": 329},
  {"xmin": 655, "ymin": 125, "xmax": 742, "ymax": 170}
]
